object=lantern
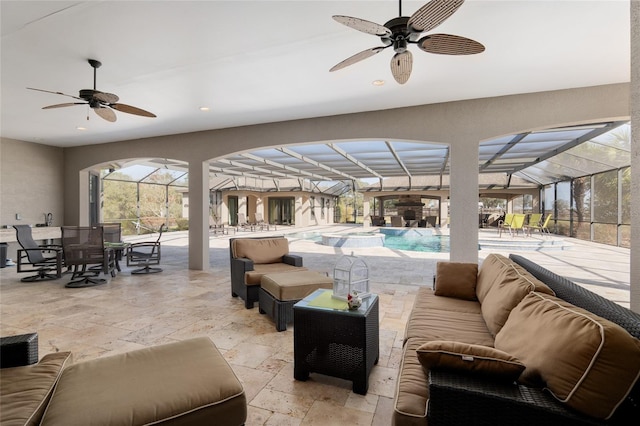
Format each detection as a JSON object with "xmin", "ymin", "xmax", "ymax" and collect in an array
[{"xmin": 332, "ymin": 252, "xmax": 370, "ymax": 301}]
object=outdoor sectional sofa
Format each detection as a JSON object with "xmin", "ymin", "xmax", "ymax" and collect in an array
[{"xmin": 393, "ymin": 253, "xmax": 640, "ymax": 425}]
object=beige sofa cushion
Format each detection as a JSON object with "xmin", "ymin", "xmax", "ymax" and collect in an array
[
  {"xmin": 480, "ymin": 255, "xmax": 555, "ymax": 336},
  {"xmin": 476, "ymin": 254, "xmax": 554, "ymax": 305},
  {"xmin": 495, "ymin": 292, "xmax": 640, "ymax": 420},
  {"xmin": 245, "ymin": 264, "xmax": 308, "ymax": 285},
  {"xmin": 0, "ymin": 352, "xmax": 72, "ymax": 426},
  {"xmin": 393, "ymin": 338, "xmax": 431, "ymax": 425},
  {"xmin": 416, "ymin": 340, "xmax": 525, "ymax": 382},
  {"xmin": 476, "ymin": 254, "xmax": 508, "ymax": 304},
  {"xmin": 434, "ymin": 262, "xmax": 478, "ymax": 301},
  {"xmin": 232, "ymin": 237, "xmax": 289, "ymax": 264},
  {"xmin": 261, "ymin": 270, "xmax": 332, "ymax": 301},
  {"xmin": 41, "ymin": 337, "xmax": 246, "ymax": 426},
  {"xmin": 404, "ymin": 288, "xmax": 494, "ymax": 345}
]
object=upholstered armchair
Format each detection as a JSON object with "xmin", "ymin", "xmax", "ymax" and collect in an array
[{"xmin": 229, "ymin": 236, "xmax": 305, "ymax": 309}]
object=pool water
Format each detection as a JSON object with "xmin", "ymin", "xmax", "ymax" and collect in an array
[
  {"xmin": 383, "ymin": 234, "xmax": 449, "ymax": 252},
  {"xmin": 287, "ymin": 231, "xmax": 450, "ymax": 253}
]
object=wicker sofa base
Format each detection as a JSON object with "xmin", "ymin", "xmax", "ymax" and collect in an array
[{"xmin": 428, "ymin": 370, "xmax": 603, "ymax": 426}]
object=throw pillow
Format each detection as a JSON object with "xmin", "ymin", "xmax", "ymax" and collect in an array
[
  {"xmin": 434, "ymin": 262, "xmax": 478, "ymax": 301},
  {"xmin": 416, "ymin": 340, "xmax": 525, "ymax": 382}
]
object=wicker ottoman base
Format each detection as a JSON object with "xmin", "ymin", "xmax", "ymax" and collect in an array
[
  {"xmin": 0, "ymin": 332, "xmax": 38, "ymax": 368},
  {"xmin": 259, "ymin": 271, "xmax": 333, "ymax": 331}
]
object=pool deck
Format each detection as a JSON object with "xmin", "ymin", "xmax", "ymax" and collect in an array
[{"xmin": 224, "ymin": 224, "xmax": 630, "ymax": 309}]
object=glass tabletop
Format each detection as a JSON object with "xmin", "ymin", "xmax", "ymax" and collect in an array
[{"xmin": 295, "ymin": 289, "xmax": 377, "ymax": 316}]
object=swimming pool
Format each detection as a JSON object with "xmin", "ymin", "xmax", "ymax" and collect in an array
[{"xmin": 287, "ymin": 230, "xmax": 450, "ymax": 253}]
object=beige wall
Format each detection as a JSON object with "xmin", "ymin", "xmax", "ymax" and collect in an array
[
  {"xmin": 0, "ymin": 137, "xmax": 65, "ymax": 259},
  {"xmin": 0, "ymin": 137, "xmax": 64, "ymax": 227}
]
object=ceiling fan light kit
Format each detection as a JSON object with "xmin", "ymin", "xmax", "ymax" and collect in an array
[
  {"xmin": 28, "ymin": 59, "xmax": 156, "ymax": 122},
  {"xmin": 330, "ymin": 0, "xmax": 484, "ymax": 84}
]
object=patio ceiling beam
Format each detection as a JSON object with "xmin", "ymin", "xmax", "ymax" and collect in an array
[
  {"xmin": 327, "ymin": 144, "xmax": 384, "ymax": 179},
  {"xmin": 511, "ymin": 120, "xmax": 627, "ymax": 173},
  {"xmin": 438, "ymin": 147, "xmax": 449, "ymax": 190},
  {"xmin": 385, "ymin": 141, "xmax": 412, "ymax": 189},
  {"xmin": 276, "ymin": 147, "xmax": 359, "ymax": 181},
  {"xmin": 385, "ymin": 141, "xmax": 412, "ymax": 177},
  {"xmin": 208, "ymin": 165, "xmax": 267, "ymax": 181},
  {"xmin": 215, "ymin": 158, "xmax": 292, "ymax": 179},
  {"xmin": 240, "ymin": 152, "xmax": 333, "ymax": 181},
  {"xmin": 209, "ymin": 177, "xmax": 234, "ymax": 190},
  {"xmin": 480, "ymin": 133, "xmax": 529, "ymax": 171}
]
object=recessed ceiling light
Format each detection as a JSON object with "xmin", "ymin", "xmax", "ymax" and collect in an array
[
  {"xmin": 199, "ymin": 107, "xmax": 210, "ymax": 111},
  {"xmin": 76, "ymin": 126, "xmax": 87, "ymax": 131},
  {"xmin": 372, "ymin": 80, "xmax": 385, "ymax": 86}
]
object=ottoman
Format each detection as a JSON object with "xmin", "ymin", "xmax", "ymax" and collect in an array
[
  {"xmin": 259, "ymin": 270, "xmax": 333, "ymax": 331},
  {"xmin": 40, "ymin": 337, "xmax": 247, "ymax": 426}
]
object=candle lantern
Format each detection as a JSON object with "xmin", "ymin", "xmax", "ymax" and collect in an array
[{"xmin": 332, "ymin": 252, "xmax": 370, "ymax": 301}]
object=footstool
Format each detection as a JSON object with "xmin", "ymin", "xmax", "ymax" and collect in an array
[
  {"xmin": 40, "ymin": 337, "xmax": 247, "ymax": 426},
  {"xmin": 259, "ymin": 270, "xmax": 333, "ymax": 331}
]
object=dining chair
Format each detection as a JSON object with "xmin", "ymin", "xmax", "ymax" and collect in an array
[{"xmin": 61, "ymin": 225, "xmax": 115, "ymax": 288}]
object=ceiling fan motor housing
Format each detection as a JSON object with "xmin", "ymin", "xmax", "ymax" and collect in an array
[
  {"xmin": 79, "ymin": 89, "xmax": 99, "ymax": 101},
  {"xmin": 381, "ymin": 17, "xmax": 420, "ymax": 53}
]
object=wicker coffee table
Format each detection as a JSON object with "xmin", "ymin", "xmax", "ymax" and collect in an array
[{"xmin": 293, "ymin": 289, "xmax": 379, "ymax": 394}]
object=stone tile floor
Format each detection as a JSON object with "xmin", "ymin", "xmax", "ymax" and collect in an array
[{"xmin": 0, "ymin": 225, "xmax": 631, "ymax": 425}]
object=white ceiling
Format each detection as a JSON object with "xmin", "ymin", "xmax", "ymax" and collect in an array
[{"xmin": 0, "ymin": 1, "xmax": 631, "ymax": 148}]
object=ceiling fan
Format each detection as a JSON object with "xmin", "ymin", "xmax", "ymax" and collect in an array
[
  {"xmin": 27, "ymin": 59, "xmax": 156, "ymax": 122},
  {"xmin": 330, "ymin": 0, "xmax": 484, "ymax": 84}
]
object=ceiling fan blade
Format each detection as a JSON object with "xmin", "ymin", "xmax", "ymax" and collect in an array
[
  {"xmin": 110, "ymin": 103, "xmax": 157, "ymax": 118},
  {"xmin": 42, "ymin": 102, "xmax": 87, "ymax": 109},
  {"xmin": 93, "ymin": 91, "xmax": 119, "ymax": 103},
  {"xmin": 408, "ymin": 0, "xmax": 465, "ymax": 33},
  {"xmin": 332, "ymin": 15, "xmax": 391, "ymax": 37},
  {"xmin": 418, "ymin": 34, "xmax": 485, "ymax": 55},
  {"xmin": 94, "ymin": 106, "xmax": 117, "ymax": 122},
  {"xmin": 27, "ymin": 87, "xmax": 83, "ymax": 100},
  {"xmin": 330, "ymin": 46, "xmax": 388, "ymax": 72},
  {"xmin": 390, "ymin": 50, "xmax": 413, "ymax": 85}
]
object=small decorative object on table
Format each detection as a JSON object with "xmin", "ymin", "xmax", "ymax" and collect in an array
[
  {"xmin": 347, "ymin": 292, "xmax": 362, "ymax": 310},
  {"xmin": 332, "ymin": 252, "xmax": 370, "ymax": 301}
]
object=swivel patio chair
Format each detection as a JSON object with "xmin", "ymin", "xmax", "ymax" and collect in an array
[
  {"xmin": 13, "ymin": 225, "xmax": 62, "ymax": 282},
  {"xmin": 61, "ymin": 225, "xmax": 115, "ymax": 288},
  {"xmin": 126, "ymin": 223, "xmax": 164, "ymax": 274}
]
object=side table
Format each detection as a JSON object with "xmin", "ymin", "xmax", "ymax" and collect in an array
[{"xmin": 293, "ymin": 289, "xmax": 379, "ymax": 394}]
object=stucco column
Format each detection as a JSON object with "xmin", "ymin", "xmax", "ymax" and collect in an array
[
  {"xmin": 449, "ymin": 142, "xmax": 479, "ymax": 262},
  {"xmin": 630, "ymin": 0, "xmax": 639, "ymax": 313},
  {"xmin": 188, "ymin": 161, "xmax": 209, "ymax": 270},
  {"xmin": 362, "ymin": 196, "xmax": 371, "ymax": 227},
  {"xmin": 296, "ymin": 196, "xmax": 304, "ymax": 227},
  {"xmin": 77, "ymin": 170, "xmax": 90, "ymax": 226}
]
